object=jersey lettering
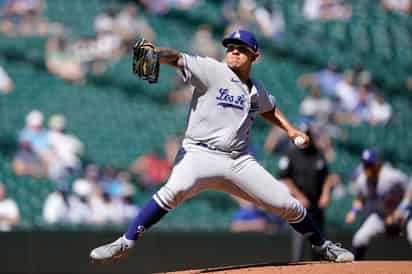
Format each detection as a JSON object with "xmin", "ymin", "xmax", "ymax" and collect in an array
[{"xmin": 216, "ymin": 88, "xmax": 245, "ymax": 110}]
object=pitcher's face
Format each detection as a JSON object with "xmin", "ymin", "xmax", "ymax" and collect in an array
[{"xmin": 225, "ymin": 44, "xmax": 257, "ymax": 70}]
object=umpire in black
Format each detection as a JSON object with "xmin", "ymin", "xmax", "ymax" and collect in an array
[{"xmin": 278, "ymin": 122, "xmax": 334, "ymax": 261}]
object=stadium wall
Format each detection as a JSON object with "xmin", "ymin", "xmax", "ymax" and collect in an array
[{"xmin": 0, "ymin": 231, "xmax": 410, "ymax": 274}]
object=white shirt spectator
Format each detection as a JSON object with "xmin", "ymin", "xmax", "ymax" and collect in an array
[
  {"xmin": 68, "ymin": 196, "xmax": 95, "ymax": 224},
  {"xmin": 0, "ymin": 198, "xmax": 19, "ymax": 231},
  {"xmin": 94, "ymin": 11, "xmax": 115, "ymax": 34},
  {"xmin": 68, "ymin": 179, "xmax": 95, "ymax": 224},
  {"xmin": 0, "ymin": 66, "xmax": 14, "ymax": 94},
  {"xmin": 335, "ymin": 80, "xmax": 358, "ymax": 111},
  {"xmin": 382, "ymin": 0, "xmax": 412, "ymax": 12},
  {"xmin": 254, "ymin": 5, "xmax": 285, "ymax": 38},
  {"xmin": 48, "ymin": 114, "xmax": 83, "ymax": 169},
  {"xmin": 300, "ymin": 95, "xmax": 333, "ymax": 122},
  {"xmin": 89, "ymin": 196, "xmax": 125, "ymax": 225},
  {"xmin": 95, "ymin": 33, "xmax": 122, "ymax": 59},
  {"xmin": 43, "ymin": 191, "xmax": 69, "ymax": 224},
  {"xmin": 48, "ymin": 132, "xmax": 83, "ymax": 169},
  {"xmin": 303, "ymin": 0, "xmax": 322, "ymax": 20},
  {"xmin": 369, "ymin": 99, "xmax": 392, "ymax": 125}
]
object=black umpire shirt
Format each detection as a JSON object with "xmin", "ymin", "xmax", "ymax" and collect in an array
[{"xmin": 278, "ymin": 146, "xmax": 329, "ymax": 206}]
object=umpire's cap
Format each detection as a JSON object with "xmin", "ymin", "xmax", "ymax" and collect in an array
[
  {"xmin": 362, "ymin": 148, "xmax": 380, "ymax": 166},
  {"xmin": 222, "ymin": 30, "xmax": 259, "ymax": 53}
]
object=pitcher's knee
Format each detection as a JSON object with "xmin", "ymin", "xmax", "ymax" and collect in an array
[
  {"xmin": 277, "ymin": 197, "xmax": 306, "ymax": 223},
  {"xmin": 155, "ymin": 185, "xmax": 185, "ymax": 210}
]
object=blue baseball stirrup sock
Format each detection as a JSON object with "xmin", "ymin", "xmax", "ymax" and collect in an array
[
  {"xmin": 125, "ymin": 198, "xmax": 168, "ymax": 240},
  {"xmin": 290, "ymin": 214, "xmax": 325, "ymax": 247}
]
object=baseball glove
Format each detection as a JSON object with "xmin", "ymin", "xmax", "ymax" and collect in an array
[{"xmin": 132, "ymin": 38, "xmax": 160, "ymax": 84}]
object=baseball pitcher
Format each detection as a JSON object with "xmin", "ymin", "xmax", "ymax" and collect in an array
[{"xmin": 90, "ymin": 30, "xmax": 354, "ymax": 264}]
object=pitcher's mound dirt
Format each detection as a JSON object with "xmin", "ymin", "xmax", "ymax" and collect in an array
[{"xmin": 162, "ymin": 261, "xmax": 411, "ymax": 274}]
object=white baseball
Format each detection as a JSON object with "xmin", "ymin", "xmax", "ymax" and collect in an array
[{"xmin": 294, "ymin": 136, "xmax": 305, "ymax": 146}]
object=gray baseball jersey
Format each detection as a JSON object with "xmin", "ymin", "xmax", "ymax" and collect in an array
[
  {"xmin": 352, "ymin": 163, "xmax": 409, "ymax": 203},
  {"xmin": 180, "ymin": 54, "xmax": 276, "ymax": 153},
  {"xmin": 351, "ymin": 164, "xmax": 411, "ymax": 248},
  {"xmin": 155, "ymin": 54, "xmax": 305, "ymax": 224}
]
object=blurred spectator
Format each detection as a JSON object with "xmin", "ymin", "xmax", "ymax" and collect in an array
[
  {"xmin": 0, "ymin": 0, "xmax": 63, "ymax": 36},
  {"xmin": 254, "ymin": 2, "xmax": 285, "ymax": 39},
  {"xmin": 47, "ymin": 114, "xmax": 84, "ymax": 186},
  {"xmin": 334, "ymin": 82, "xmax": 392, "ymax": 127},
  {"xmin": 114, "ymin": 4, "xmax": 155, "ymax": 43},
  {"xmin": 164, "ymin": 134, "xmax": 182, "ymax": 165},
  {"xmin": 190, "ymin": 25, "xmax": 220, "ymax": 59},
  {"xmin": 278, "ymin": 123, "xmax": 335, "ymax": 261},
  {"xmin": 237, "ymin": 0, "xmax": 258, "ymax": 24},
  {"xmin": 119, "ymin": 182, "xmax": 139, "ymax": 222},
  {"xmin": 82, "ymin": 164, "xmax": 101, "ymax": 193},
  {"xmin": 42, "ymin": 188, "xmax": 69, "ymax": 224},
  {"xmin": 94, "ymin": 8, "xmax": 117, "ymax": 35},
  {"xmin": 299, "ymin": 86, "xmax": 334, "ymax": 125},
  {"xmin": 303, "ymin": 0, "xmax": 352, "ymax": 21},
  {"xmin": 169, "ymin": 79, "xmax": 193, "ymax": 105},
  {"xmin": 90, "ymin": 190, "xmax": 125, "ymax": 225},
  {"xmin": 345, "ymin": 84, "xmax": 372, "ymax": 125},
  {"xmin": 310, "ymin": 122, "xmax": 337, "ymax": 163},
  {"xmin": 100, "ymin": 165, "xmax": 122, "ymax": 198},
  {"xmin": 297, "ymin": 61, "xmax": 342, "ymax": 96},
  {"xmin": 369, "ymin": 93, "xmax": 392, "ymax": 125},
  {"xmin": 68, "ymin": 178, "xmax": 95, "ymax": 224},
  {"xmin": 381, "ymin": 0, "xmax": 412, "ymax": 14},
  {"xmin": 264, "ymin": 126, "xmax": 291, "ymax": 156},
  {"xmin": 129, "ymin": 147, "xmax": 172, "ymax": 192},
  {"xmin": 407, "ymin": 76, "xmax": 412, "ymax": 91},
  {"xmin": 223, "ymin": 0, "xmax": 255, "ymax": 36},
  {"xmin": 139, "ymin": 0, "xmax": 200, "ymax": 14},
  {"xmin": 335, "ymin": 70, "xmax": 358, "ymax": 112},
  {"xmin": 0, "ymin": 65, "xmax": 15, "ymax": 94},
  {"xmin": 345, "ymin": 149, "xmax": 409, "ymax": 260},
  {"xmin": 230, "ymin": 196, "xmax": 268, "ymax": 233},
  {"xmin": 46, "ymin": 36, "xmax": 87, "ymax": 84},
  {"xmin": 231, "ymin": 195, "xmax": 287, "ymax": 233},
  {"xmin": 303, "ymin": 0, "xmax": 323, "ymax": 20},
  {"xmin": 170, "ymin": 0, "xmax": 200, "ymax": 10},
  {"xmin": 12, "ymin": 110, "xmax": 50, "ymax": 177},
  {"xmin": 0, "ymin": 182, "xmax": 20, "ymax": 231},
  {"xmin": 139, "ymin": 0, "xmax": 169, "ymax": 15}
]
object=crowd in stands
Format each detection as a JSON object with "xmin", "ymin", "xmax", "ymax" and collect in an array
[
  {"xmin": 12, "ymin": 110, "xmax": 84, "ymax": 187},
  {"xmin": 298, "ymin": 63, "xmax": 393, "ymax": 128},
  {"xmin": 223, "ymin": 0, "xmax": 285, "ymax": 39},
  {"xmin": 0, "ymin": 0, "xmax": 63, "ymax": 37},
  {"xmin": 129, "ymin": 134, "xmax": 181, "ymax": 192},
  {"xmin": 43, "ymin": 164, "xmax": 139, "ymax": 225},
  {"xmin": 138, "ymin": 0, "xmax": 201, "ymax": 15},
  {"xmin": 303, "ymin": 0, "xmax": 352, "ymax": 21},
  {"xmin": 381, "ymin": 0, "xmax": 412, "ymax": 14},
  {"xmin": 45, "ymin": 3, "xmax": 155, "ymax": 84}
]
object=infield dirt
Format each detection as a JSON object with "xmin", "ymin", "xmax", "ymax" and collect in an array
[{"xmin": 161, "ymin": 261, "xmax": 412, "ymax": 274}]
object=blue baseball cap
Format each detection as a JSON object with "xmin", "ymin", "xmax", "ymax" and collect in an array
[
  {"xmin": 222, "ymin": 30, "xmax": 259, "ymax": 53},
  {"xmin": 362, "ymin": 148, "xmax": 380, "ymax": 166}
]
